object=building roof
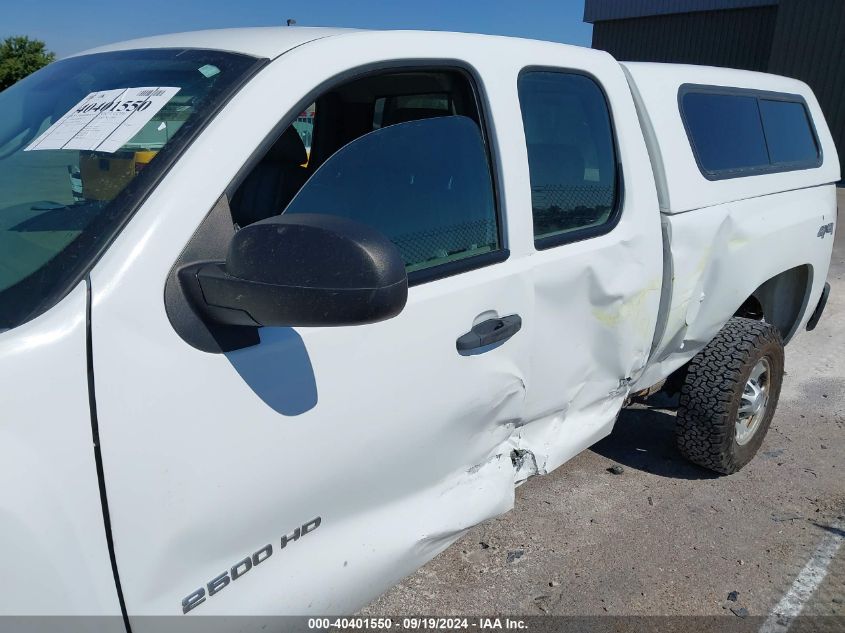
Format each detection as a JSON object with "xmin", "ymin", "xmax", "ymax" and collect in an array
[{"xmin": 584, "ymin": 0, "xmax": 778, "ymax": 23}]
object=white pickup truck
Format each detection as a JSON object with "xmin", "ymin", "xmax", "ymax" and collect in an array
[{"xmin": 0, "ymin": 27, "xmax": 839, "ymax": 624}]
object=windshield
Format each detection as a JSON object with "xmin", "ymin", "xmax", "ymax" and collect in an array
[{"xmin": 0, "ymin": 48, "xmax": 260, "ymax": 330}]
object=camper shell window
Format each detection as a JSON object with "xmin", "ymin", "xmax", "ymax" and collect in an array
[{"xmin": 679, "ymin": 85, "xmax": 822, "ymax": 180}]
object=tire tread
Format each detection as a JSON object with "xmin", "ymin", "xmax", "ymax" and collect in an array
[{"xmin": 676, "ymin": 317, "xmax": 784, "ymax": 474}]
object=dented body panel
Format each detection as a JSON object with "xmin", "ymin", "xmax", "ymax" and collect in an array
[
  {"xmin": 0, "ymin": 27, "xmax": 839, "ymax": 623},
  {"xmin": 623, "ymin": 63, "xmax": 839, "ymax": 389},
  {"xmin": 635, "ymin": 185, "xmax": 836, "ymax": 389}
]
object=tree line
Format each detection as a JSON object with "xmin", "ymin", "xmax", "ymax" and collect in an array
[{"xmin": 0, "ymin": 36, "xmax": 55, "ymax": 91}]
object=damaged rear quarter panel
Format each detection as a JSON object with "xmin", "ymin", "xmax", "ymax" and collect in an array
[{"xmin": 635, "ymin": 185, "xmax": 836, "ymax": 389}]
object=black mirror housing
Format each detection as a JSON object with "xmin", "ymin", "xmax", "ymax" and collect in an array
[{"xmin": 191, "ymin": 214, "xmax": 408, "ymax": 327}]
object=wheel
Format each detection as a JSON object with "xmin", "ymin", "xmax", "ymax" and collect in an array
[{"xmin": 676, "ymin": 316, "xmax": 784, "ymax": 474}]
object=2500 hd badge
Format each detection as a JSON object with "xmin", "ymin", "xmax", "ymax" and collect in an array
[{"xmin": 182, "ymin": 517, "xmax": 321, "ymax": 614}]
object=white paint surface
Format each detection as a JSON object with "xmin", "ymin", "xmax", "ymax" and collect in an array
[{"xmin": 0, "ymin": 284, "xmax": 122, "ymax": 618}]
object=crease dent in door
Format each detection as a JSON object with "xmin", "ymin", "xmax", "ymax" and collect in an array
[
  {"xmin": 504, "ymin": 231, "xmax": 661, "ymax": 482},
  {"xmin": 402, "ymin": 367, "xmax": 527, "ymax": 566},
  {"xmin": 427, "ymin": 245, "xmax": 661, "ymax": 515}
]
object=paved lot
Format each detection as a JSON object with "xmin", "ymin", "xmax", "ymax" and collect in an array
[{"xmin": 364, "ymin": 190, "xmax": 844, "ymax": 623}]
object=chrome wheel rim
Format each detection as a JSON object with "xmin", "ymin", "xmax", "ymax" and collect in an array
[{"xmin": 735, "ymin": 357, "xmax": 771, "ymax": 446}]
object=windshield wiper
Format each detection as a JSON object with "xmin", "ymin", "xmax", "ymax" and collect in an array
[{"xmin": 10, "ymin": 201, "xmax": 105, "ymax": 232}]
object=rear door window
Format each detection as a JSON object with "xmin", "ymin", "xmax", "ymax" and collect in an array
[{"xmin": 517, "ymin": 71, "xmax": 619, "ymax": 247}]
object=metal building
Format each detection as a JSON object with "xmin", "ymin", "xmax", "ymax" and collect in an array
[{"xmin": 584, "ymin": 0, "xmax": 845, "ymax": 170}]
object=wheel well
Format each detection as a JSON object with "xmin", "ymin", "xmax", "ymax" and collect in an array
[
  {"xmin": 733, "ymin": 265, "xmax": 813, "ymax": 343},
  {"xmin": 734, "ymin": 295, "xmax": 764, "ymax": 320}
]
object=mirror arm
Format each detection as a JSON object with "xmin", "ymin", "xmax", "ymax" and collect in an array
[
  {"xmin": 177, "ymin": 262, "xmax": 262, "ymax": 328},
  {"xmin": 195, "ymin": 263, "xmax": 265, "ymax": 327}
]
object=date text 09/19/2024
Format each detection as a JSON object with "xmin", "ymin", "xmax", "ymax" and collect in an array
[{"xmin": 308, "ymin": 618, "xmax": 529, "ymax": 630}]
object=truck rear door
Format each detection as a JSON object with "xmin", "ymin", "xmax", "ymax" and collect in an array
[{"xmin": 500, "ymin": 47, "xmax": 665, "ymax": 472}]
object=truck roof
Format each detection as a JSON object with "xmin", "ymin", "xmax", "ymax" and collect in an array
[
  {"xmin": 70, "ymin": 26, "xmax": 604, "ymax": 61},
  {"xmin": 71, "ymin": 26, "xmax": 359, "ymax": 60}
]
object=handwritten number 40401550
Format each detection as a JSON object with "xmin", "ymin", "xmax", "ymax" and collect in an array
[{"xmin": 76, "ymin": 99, "xmax": 153, "ymax": 115}]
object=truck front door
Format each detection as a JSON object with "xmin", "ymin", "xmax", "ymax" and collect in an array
[{"xmin": 89, "ymin": 45, "xmax": 534, "ymax": 621}]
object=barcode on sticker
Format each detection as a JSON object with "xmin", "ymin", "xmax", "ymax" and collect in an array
[{"xmin": 137, "ymin": 88, "xmax": 169, "ymax": 97}]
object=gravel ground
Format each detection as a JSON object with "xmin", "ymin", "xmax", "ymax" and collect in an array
[{"xmin": 363, "ymin": 190, "xmax": 844, "ymax": 622}]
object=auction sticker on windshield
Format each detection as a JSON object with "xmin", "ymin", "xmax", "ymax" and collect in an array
[{"xmin": 25, "ymin": 86, "xmax": 180, "ymax": 153}]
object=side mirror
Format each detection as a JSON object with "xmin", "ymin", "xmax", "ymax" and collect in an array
[{"xmin": 183, "ymin": 213, "xmax": 408, "ymax": 327}]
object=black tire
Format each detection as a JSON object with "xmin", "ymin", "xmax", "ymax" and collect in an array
[{"xmin": 676, "ymin": 316, "xmax": 784, "ymax": 474}]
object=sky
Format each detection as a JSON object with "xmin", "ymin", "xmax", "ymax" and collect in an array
[{"xmin": 2, "ymin": 0, "xmax": 592, "ymax": 58}]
